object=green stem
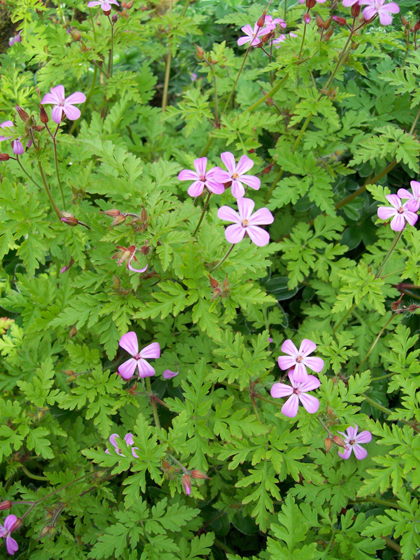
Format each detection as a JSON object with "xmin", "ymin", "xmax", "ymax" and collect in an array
[
  {"xmin": 298, "ymin": 19, "xmax": 307, "ymax": 60},
  {"xmin": 383, "ymin": 537, "xmax": 402, "ymax": 554},
  {"xmin": 354, "ymin": 314, "xmax": 396, "ymax": 375},
  {"xmin": 200, "ymin": 135, "xmax": 214, "ymax": 157},
  {"xmin": 92, "ymin": 59, "xmax": 109, "ymax": 79},
  {"xmin": 371, "ymin": 372, "xmax": 394, "ymax": 382},
  {"xmin": 246, "ymin": 72, "xmax": 289, "ymax": 113},
  {"xmin": 283, "ymin": 0, "xmax": 287, "ymax": 22},
  {"xmin": 52, "ymin": 136, "xmax": 66, "ymax": 209},
  {"xmin": 20, "ymin": 465, "xmax": 48, "ymax": 481},
  {"xmin": 16, "ymin": 157, "xmax": 42, "ymax": 190},
  {"xmin": 162, "ymin": 50, "xmax": 172, "ymax": 112},
  {"xmin": 146, "ymin": 377, "xmax": 161, "ymax": 430},
  {"xmin": 193, "ymin": 191, "xmax": 211, "ymax": 236},
  {"xmin": 350, "ymin": 498, "xmax": 402, "ymax": 510},
  {"xmin": 180, "ymin": 0, "xmax": 191, "ymax": 16},
  {"xmin": 214, "ymin": 539, "xmax": 235, "ymax": 555},
  {"xmin": 89, "ymin": 8, "xmax": 97, "ymax": 42},
  {"xmin": 69, "ymin": 64, "xmax": 98, "ymax": 135},
  {"xmin": 38, "ymin": 161, "xmax": 61, "ymax": 220},
  {"xmin": 320, "ymin": 529, "xmax": 336, "ymax": 559},
  {"xmin": 108, "ymin": 17, "xmax": 114, "ymax": 78},
  {"xmin": 222, "ymin": 40, "xmax": 254, "ymax": 116},
  {"xmin": 292, "ymin": 113, "xmax": 311, "ymax": 152},
  {"xmin": 375, "ymin": 230, "xmax": 403, "ymax": 279},
  {"xmin": 210, "ymin": 244, "xmax": 234, "ymax": 272},
  {"xmin": 362, "ymin": 396, "xmax": 420, "ymax": 433}
]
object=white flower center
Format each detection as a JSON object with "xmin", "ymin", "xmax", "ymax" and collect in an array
[{"xmin": 296, "ymin": 355, "xmax": 303, "ymax": 363}]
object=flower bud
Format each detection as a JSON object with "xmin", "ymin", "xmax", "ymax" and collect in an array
[
  {"xmin": 415, "ymin": 19, "xmax": 420, "ymax": 31},
  {"xmin": 327, "ymin": 405, "xmax": 333, "ymax": 416},
  {"xmin": 71, "ymin": 28, "xmax": 81, "ymax": 41},
  {"xmin": 40, "ymin": 105, "xmax": 49, "ymax": 123},
  {"xmin": 323, "ymin": 17, "xmax": 332, "ymax": 30},
  {"xmin": 265, "ymin": 97, "xmax": 274, "ymax": 106},
  {"xmin": 195, "ymin": 45, "xmax": 204, "ymax": 59},
  {"xmin": 10, "ymin": 518, "xmax": 22, "ymax": 533},
  {"xmin": 256, "ymin": 10, "xmax": 267, "ymax": 28},
  {"xmin": 69, "ymin": 327, "xmax": 77, "ymax": 339},
  {"xmin": 332, "ymin": 435, "xmax": 346, "ymax": 449},
  {"xmin": 351, "ymin": 3, "xmax": 361, "ymax": 17},
  {"xmin": 223, "ymin": 276, "xmax": 229, "ymax": 290},
  {"xmin": 140, "ymin": 242, "xmax": 150, "ymax": 255},
  {"xmin": 63, "ymin": 370, "xmax": 75, "ymax": 376},
  {"xmin": 324, "ymin": 28, "xmax": 334, "ymax": 41},
  {"xmin": 61, "ymin": 258, "xmax": 74, "ymax": 273},
  {"xmin": 102, "ymin": 209, "xmax": 121, "ymax": 217},
  {"xmin": 103, "ymin": 8, "xmax": 111, "ymax": 16},
  {"xmin": 303, "ymin": 13, "xmax": 311, "ymax": 24},
  {"xmin": 112, "ymin": 14, "xmax": 118, "ymax": 23},
  {"xmin": 126, "ymin": 1, "xmax": 133, "ymax": 8},
  {"xmin": 34, "ymin": 125, "xmax": 45, "ymax": 132},
  {"xmin": 325, "ymin": 438, "xmax": 332, "ymax": 453},
  {"xmin": 0, "ymin": 500, "xmax": 12, "ymax": 511},
  {"xmin": 182, "ymin": 474, "xmax": 191, "ymax": 495},
  {"xmin": 110, "ymin": 214, "xmax": 126, "ymax": 227},
  {"xmin": 60, "ymin": 212, "xmax": 79, "ymax": 227},
  {"xmin": 408, "ymin": 304, "xmax": 419, "ymax": 313},
  {"xmin": 306, "ymin": 0, "xmax": 316, "ymax": 8},
  {"xmin": 141, "ymin": 207, "xmax": 148, "ymax": 221},
  {"xmin": 391, "ymin": 301, "xmax": 401, "ymax": 311},
  {"xmin": 16, "ymin": 105, "xmax": 29, "ymax": 122},
  {"xmin": 332, "ymin": 16, "xmax": 347, "ymax": 26},
  {"xmin": 401, "ymin": 16, "xmax": 409, "ymax": 28},
  {"xmin": 191, "ymin": 469, "xmax": 210, "ymax": 480},
  {"xmin": 122, "ymin": 0, "xmax": 126, "ymax": 6},
  {"xmin": 316, "ymin": 15, "xmax": 324, "ymax": 28},
  {"xmin": 0, "ymin": 154, "xmax": 10, "ymax": 161},
  {"xmin": 209, "ymin": 277, "xmax": 219, "ymax": 289}
]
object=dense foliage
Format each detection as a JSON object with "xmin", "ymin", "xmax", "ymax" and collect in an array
[{"xmin": 1, "ymin": 0, "xmax": 420, "ymax": 558}]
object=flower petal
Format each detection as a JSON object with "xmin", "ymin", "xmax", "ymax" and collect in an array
[
  {"xmin": 137, "ymin": 358, "xmax": 155, "ymax": 378},
  {"xmin": 299, "ymin": 339, "xmax": 316, "ymax": 357},
  {"xmin": 397, "ymin": 188, "xmax": 413, "ymax": 200},
  {"xmin": 194, "ymin": 157, "xmax": 207, "ymax": 176},
  {"xmin": 225, "ymin": 223, "xmax": 246, "ymax": 244},
  {"xmin": 383, "ymin": 2, "xmax": 399, "ymax": 13},
  {"xmin": 140, "ymin": 342, "xmax": 161, "ymax": 359},
  {"xmin": 353, "ymin": 444, "xmax": 368, "ymax": 460},
  {"xmin": 4, "ymin": 515, "xmax": 17, "ymax": 532},
  {"xmin": 127, "ymin": 253, "xmax": 148, "ymax": 273},
  {"xmin": 292, "ymin": 362, "xmax": 308, "ymax": 383},
  {"xmin": 163, "ymin": 369, "xmax": 178, "ymax": 379},
  {"xmin": 270, "ymin": 382, "xmax": 293, "ymax": 398},
  {"xmin": 237, "ymin": 197, "xmax": 255, "ymax": 220},
  {"xmin": 12, "ymin": 139, "xmax": 24, "ymax": 155},
  {"xmin": 118, "ymin": 358, "xmax": 137, "ymax": 380},
  {"xmin": 356, "ymin": 430, "xmax": 372, "ymax": 444},
  {"xmin": 124, "ymin": 433, "xmax": 135, "ymax": 446},
  {"xmin": 248, "ymin": 208, "xmax": 274, "ymax": 226},
  {"xmin": 378, "ymin": 10, "xmax": 393, "ymax": 25},
  {"xmin": 281, "ymin": 339, "xmax": 299, "ymax": 357},
  {"xmin": 220, "ymin": 152, "xmax": 236, "ymax": 174},
  {"xmin": 62, "ymin": 104, "xmax": 81, "ymax": 121},
  {"xmin": 101, "ymin": 3, "xmax": 112, "ymax": 11},
  {"xmin": 6, "ymin": 535, "xmax": 18, "ymax": 555},
  {"xmin": 213, "ymin": 168, "xmax": 231, "ymax": 183},
  {"xmin": 281, "ymin": 394, "xmax": 299, "ymax": 417},
  {"xmin": 52, "ymin": 106, "xmax": 63, "ymax": 124},
  {"xmin": 303, "ymin": 356, "xmax": 324, "ymax": 373},
  {"xmin": 362, "ymin": 6, "xmax": 376, "ymax": 20},
  {"xmin": 238, "ymin": 36, "xmax": 251, "ymax": 46},
  {"xmin": 41, "ymin": 93, "xmax": 58, "ymax": 106},
  {"xmin": 178, "ymin": 169, "xmax": 199, "ymax": 181},
  {"xmin": 386, "ymin": 194, "xmax": 402, "ymax": 209},
  {"xmin": 277, "ymin": 355, "xmax": 297, "ymax": 370},
  {"xmin": 218, "ymin": 205, "xmax": 240, "ymax": 224},
  {"xmin": 236, "ymin": 155, "xmax": 255, "ymax": 175},
  {"xmin": 404, "ymin": 211, "xmax": 418, "ymax": 227},
  {"xmin": 231, "ymin": 180, "xmax": 245, "ymax": 199},
  {"xmin": 390, "ymin": 214, "xmax": 406, "ymax": 231},
  {"xmin": 299, "ymin": 393, "xmax": 319, "ymax": 414},
  {"xmin": 246, "ymin": 225, "xmax": 270, "ymax": 246},
  {"xmin": 50, "ymin": 84, "xmax": 65, "ymax": 102},
  {"xmin": 239, "ymin": 174, "xmax": 260, "ymax": 191},
  {"xmin": 206, "ymin": 180, "xmax": 225, "ymax": 195},
  {"xmin": 119, "ymin": 331, "xmax": 139, "ymax": 356},
  {"xmin": 65, "ymin": 91, "xmax": 86, "ymax": 105},
  {"xmin": 377, "ymin": 206, "xmax": 396, "ymax": 220},
  {"xmin": 87, "ymin": 1, "xmax": 102, "ymax": 5},
  {"xmin": 109, "ymin": 434, "xmax": 121, "ymax": 451},
  {"xmin": 338, "ymin": 447, "xmax": 352, "ymax": 459},
  {"xmin": 411, "ymin": 180, "xmax": 420, "ymax": 199},
  {"xmin": 188, "ymin": 181, "xmax": 205, "ymax": 197},
  {"xmin": 300, "ymin": 374, "xmax": 321, "ymax": 392}
]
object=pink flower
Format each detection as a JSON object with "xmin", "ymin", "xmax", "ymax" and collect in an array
[
  {"xmin": 8, "ymin": 30, "xmax": 22, "ymax": 47},
  {"xmin": 0, "ymin": 121, "xmax": 25, "ymax": 155},
  {"xmin": 217, "ymin": 197, "xmax": 274, "ymax": 247},
  {"xmin": 105, "ymin": 433, "xmax": 139, "ymax": 459},
  {"xmin": 60, "ymin": 258, "xmax": 75, "ymax": 274},
  {"xmin": 87, "ymin": 0, "xmax": 119, "ymax": 13},
  {"xmin": 178, "ymin": 157, "xmax": 224, "ymax": 197},
  {"xmin": 272, "ymin": 32, "xmax": 298, "ymax": 48},
  {"xmin": 271, "ymin": 370, "xmax": 320, "ymax": 417},
  {"xmin": 278, "ymin": 339, "xmax": 324, "ymax": 383},
  {"xmin": 163, "ymin": 369, "xmax": 179, "ymax": 379},
  {"xmin": 377, "ymin": 194, "xmax": 418, "ymax": 231},
  {"xmin": 111, "ymin": 245, "xmax": 148, "ymax": 273},
  {"xmin": 303, "ymin": 13, "xmax": 311, "ymax": 23},
  {"xmin": 398, "ymin": 180, "xmax": 420, "ymax": 212},
  {"xmin": 360, "ymin": 0, "xmax": 399, "ymax": 25},
  {"xmin": 118, "ymin": 332, "xmax": 160, "ymax": 380},
  {"xmin": 343, "ymin": 0, "xmax": 360, "ymax": 5},
  {"xmin": 41, "ymin": 85, "xmax": 86, "ymax": 124},
  {"xmin": 265, "ymin": 16, "xmax": 287, "ymax": 29},
  {"xmin": 182, "ymin": 474, "xmax": 192, "ymax": 496},
  {"xmin": 214, "ymin": 152, "xmax": 260, "ymax": 198},
  {"xmin": 237, "ymin": 22, "xmax": 273, "ymax": 47},
  {"xmin": 338, "ymin": 425, "xmax": 372, "ymax": 460},
  {"xmin": 0, "ymin": 515, "xmax": 19, "ymax": 556}
]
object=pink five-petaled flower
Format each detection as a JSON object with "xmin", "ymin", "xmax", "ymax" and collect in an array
[
  {"xmin": 359, "ymin": 0, "xmax": 399, "ymax": 25},
  {"xmin": 217, "ymin": 197, "xmax": 274, "ymax": 247},
  {"xmin": 41, "ymin": 85, "xmax": 86, "ymax": 125},
  {"xmin": 214, "ymin": 152, "xmax": 260, "ymax": 198},
  {"xmin": 237, "ymin": 22, "xmax": 273, "ymax": 46},
  {"xmin": 0, "ymin": 515, "xmax": 19, "ymax": 556},
  {"xmin": 398, "ymin": 180, "xmax": 420, "ymax": 212},
  {"xmin": 112, "ymin": 245, "xmax": 148, "ymax": 273},
  {"xmin": 271, "ymin": 370, "xmax": 320, "ymax": 417},
  {"xmin": 87, "ymin": 0, "xmax": 119, "ymax": 13},
  {"xmin": 105, "ymin": 433, "xmax": 139, "ymax": 459},
  {"xmin": 338, "ymin": 425, "xmax": 372, "ymax": 460},
  {"xmin": 8, "ymin": 30, "xmax": 22, "ymax": 47},
  {"xmin": 178, "ymin": 157, "xmax": 224, "ymax": 198},
  {"xmin": 278, "ymin": 339, "xmax": 324, "ymax": 383},
  {"xmin": 0, "ymin": 121, "xmax": 25, "ymax": 155},
  {"xmin": 377, "ymin": 194, "xmax": 418, "ymax": 231},
  {"xmin": 118, "ymin": 332, "xmax": 160, "ymax": 380}
]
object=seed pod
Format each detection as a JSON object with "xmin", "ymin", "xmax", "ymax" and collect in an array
[
  {"xmin": 323, "ymin": 17, "xmax": 332, "ymax": 30},
  {"xmin": 110, "ymin": 214, "xmax": 126, "ymax": 227},
  {"xmin": 182, "ymin": 474, "xmax": 192, "ymax": 495},
  {"xmin": 0, "ymin": 154, "xmax": 10, "ymax": 161},
  {"xmin": 306, "ymin": 0, "xmax": 316, "ymax": 8},
  {"xmin": 324, "ymin": 28, "xmax": 334, "ymax": 41},
  {"xmin": 16, "ymin": 105, "xmax": 29, "ymax": 122},
  {"xmin": 209, "ymin": 277, "xmax": 219, "ymax": 289},
  {"xmin": 69, "ymin": 327, "xmax": 77, "ymax": 339},
  {"xmin": 401, "ymin": 16, "xmax": 409, "ymax": 28},
  {"xmin": 126, "ymin": 0, "xmax": 133, "ymax": 8},
  {"xmin": 191, "ymin": 469, "xmax": 210, "ymax": 480},
  {"xmin": 325, "ymin": 438, "xmax": 332, "ymax": 453},
  {"xmin": 39, "ymin": 104, "xmax": 49, "ymax": 122},
  {"xmin": 101, "ymin": 209, "xmax": 121, "ymax": 217},
  {"xmin": 408, "ymin": 304, "xmax": 419, "ymax": 313},
  {"xmin": 63, "ymin": 370, "xmax": 75, "ymax": 376},
  {"xmin": 34, "ymin": 125, "xmax": 45, "ymax": 132},
  {"xmin": 256, "ymin": 10, "xmax": 267, "ymax": 28},
  {"xmin": 316, "ymin": 15, "xmax": 324, "ymax": 28},
  {"xmin": 195, "ymin": 45, "xmax": 204, "ymax": 60},
  {"xmin": 0, "ymin": 500, "xmax": 12, "ymax": 511},
  {"xmin": 415, "ymin": 19, "xmax": 420, "ymax": 31},
  {"xmin": 141, "ymin": 207, "xmax": 148, "ymax": 221},
  {"xmin": 103, "ymin": 8, "xmax": 111, "ymax": 16},
  {"xmin": 332, "ymin": 16, "xmax": 347, "ymax": 26},
  {"xmin": 326, "ymin": 405, "xmax": 333, "ymax": 416},
  {"xmin": 332, "ymin": 435, "xmax": 346, "ymax": 449},
  {"xmin": 140, "ymin": 242, "xmax": 150, "ymax": 255}
]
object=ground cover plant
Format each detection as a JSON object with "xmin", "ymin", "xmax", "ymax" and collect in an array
[{"xmin": 1, "ymin": 0, "xmax": 420, "ymax": 558}]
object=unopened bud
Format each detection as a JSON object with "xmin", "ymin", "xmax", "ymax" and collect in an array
[
  {"xmin": 324, "ymin": 28, "xmax": 334, "ymax": 41},
  {"xmin": 195, "ymin": 45, "xmax": 204, "ymax": 59},
  {"xmin": 256, "ymin": 10, "xmax": 267, "ymax": 28},
  {"xmin": 141, "ymin": 207, "xmax": 147, "ymax": 221},
  {"xmin": 60, "ymin": 212, "xmax": 79, "ymax": 227},
  {"xmin": 191, "ymin": 469, "xmax": 210, "ymax": 480},
  {"xmin": 63, "ymin": 370, "xmax": 75, "ymax": 376},
  {"xmin": 140, "ymin": 242, "xmax": 150, "ymax": 255},
  {"xmin": 122, "ymin": 0, "xmax": 126, "ymax": 6},
  {"xmin": 265, "ymin": 97, "xmax": 274, "ymax": 106},
  {"xmin": 111, "ymin": 214, "xmax": 126, "ymax": 227},
  {"xmin": 351, "ymin": 3, "xmax": 361, "ymax": 17},
  {"xmin": 182, "ymin": 474, "xmax": 191, "ymax": 495},
  {"xmin": 71, "ymin": 28, "xmax": 81, "ymax": 41},
  {"xmin": 16, "ymin": 105, "xmax": 29, "ymax": 122},
  {"xmin": 325, "ymin": 438, "xmax": 332, "ymax": 453},
  {"xmin": 0, "ymin": 154, "xmax": 10, "ymax": 161},
  {"xmin": 332, "ymin": 435, "xmax": 346, "ymax": 449},
  {"xmin": 391, "ymin": 301, "xmax": 401, "ymax": 311},
  {"xmin": 332, "ymin": 16, "xmax": 346, "ymax": 26},
  {"xmin": 39, "ymin": 525, "xmax": 53, "ymax": 538},
  {"xmin": 306, "ymin": 0, "xmax": 316, "ymax": 8},
  {"xmin": 209, "ymin": 277, "xmax": 219, "ymax": 289},
  {"xmin": 34, "ymin": 125, "xmax": 45, "ymax": 132},
  {"xmin": 316, "ymin": 15, "xmax": 324, "ymax": 28},
  {"xmin": 61, "ymin": 258, "xmax": 74, "ymax": 274},
  {"xmin": 69, "ymin": 327, "xmax": 77, "ymax": 339},
  {"xmin": 415, "ymin": 19, "xmax": 420, "ymax": 31},
  {"xmin": 323, "ymin": 17, "xmax": 332, "ymax": 30},
  {"xmin": 112, "ymin": 14, "xmax": 118, "ymax": 23},
  {"xmin": 10, "ymin": 518, "xmax": 22, "ymax": 533},
  {"xmin": 303, "ymin": 13, "xmax": 311, "ymax": 24},
  {"xmin": 102, "ymin": 209, "xmax": 121, "ymax": 217},
  {"xmin": 0, "ymin": 500, "xmax": 12, "ymax": 511},
  {"xmin": 351, "ymin": 41, "xmax": 360, "ymax": 50},
  {"xmin": 113, "ymin": 275, "xmax": 120, "ymax": 288},
  {"xmin": 223, "ymin": 276, "xmax": 229, "ymax": 290},
  {"xmin": 40, "ymin": 105, "xmax": 49, "ymax": 123},
  {"xmin": 126, "ymin": 0, "xmax": 133, "ymax": 7},
  {"xmin": 401, "ymin": 16, "xmax": 409, "ymax": 28},
  {"xmin": 408, "ymin": 304, "xmax": 419, "ymax": 313}
]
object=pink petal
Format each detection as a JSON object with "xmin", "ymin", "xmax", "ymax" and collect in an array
[
  {"xmin": 299, "ymin": 339, "xmax": 316, "ymax": 357},
  {"xmin": 131, "ymin": 447, "xmax": 139, "ymax": 459},
  {"xmin": 124, "ymin": 433, "xmax": 135, "ymax": 446},
  {"xmin": 231, "ymin": 180, "xmax": 246, "ymax": 199},
  {"xmin": 188, "ymin": 181, "xmax": 205, "ymax": 197},
  {"xmin": 127, "ymin": 254, "xmax": 148, "ymax": 273},
  {"xmin": 4, "ymin": 515, "xmax": 17, "ymax": 532},
  {"xmin": 303, "ymin": 356, "xmax": 324, "ymax": 373},
  {"xmin": 353, "ymin": 444, "xmax": 368, "ymax": 460},
  {"xmin": 65, "ymin": 91, "xmax": 86, "ymax": 105},
  {"xmin": 236, "ymin": 155, "xmax": 254, "ymax": 175},
  {"xmin": 238, "ymin": 36, "xmax": 252, "ymax": 46},
  {"xmin": 277, "ymin": 355, "xmax": 297, "ymax": 370},
  {"xmin": 178, "ymin": 169, "xmax": 199, "ymax": 181},
  {"xmin": 50, "ymin": 84, "xmax": 65, "ymax": 101},
  {"xmin": 356, "ymin": 430, "xmax": 372, "ymax": 444},
  {"xmin": 0, "ymin": 527, "xmax": 7, "ymax": 538},
  {"xmin": 362, "ymin": 6, "xmax": 376, "ymax": 20},
  {"xmin": 397, "ymin": 188, "xmax": 412, "ymax": 200},
  {"xmin": 213, "ymin": 168, "xmax": 231, "ymax": 183},
  {"xmin": 241, "ymin": 24, "xmax": 254, "ymax": 36},
  {"xmin": 163, "ymin": 369, "xmax": 178, "ymax": 379},
  {"xmin": 206, "ymin": 180, "xmax": 225, "ymax": 195},
  {"xmin": 119, "ymin": 331, "xmax": 139, "ymax": 356},
  {"xmin": 139, "ymin": 342, "xmax": 161, "ymax": 359},
  {"xmin": 62, "ymin": 104, "xmax": 81, "ymax": 121},
  {"xmin": 343, "ymin": 0, "xmax": 359, "ymax": 5},
  {"xmin": 299, "ymin": 374, "xmax": 321, "ymax": 392},
  {"xmin": 292, "ymin": 363, "xmax": 308, "ymax": 383},
  {"xmin": 87, "ymin": 1, "xmax": 102, "ymax": 5},
  {"xmin": 137, "ymin": 358, "xmax": 155, "ymax": 378},
  {"xmin": 270, "ymin": 382, "xmax": 293, "ymax": 398},
  {"xmin": 101, "ymin": 3, "xmax": 112, "ymax": 11},
  {"xmin": 41, "ymin": 93, "xmax": 59, "ymax": 105},
  {"xmin": 218, "ymin": 205, "xmax": 240, "ymax": 224},
  {"xmin": 299, "ymin": 393, "xmax": 319, "ymax": 414},
  {"xmin": 405, "ymin": 199, "xmax": 419, "ymax": 212},
  {"xmin": 237, "ymin": 197, "xmax": 255, "ymax": 220},
  {"xmin": 377, "ymin": 206, "xmax": 396, "ymax": 220},
  {"xmin": 338, "ymin": 447, "xmax": 352, "ymax": 460},
  {"xmin": 220, "ymin": 152, "xmax": 236, "ymax": 174},
  {"xmin": 281, "ymin": 394, "xmax": 299, "ymax": 417},
  {"xmin": 248, "ymin": 208, "xmax": 274, "ymax": 226},
  {"xmin": 281, "ymin": 339, "xmax": 299, "ymax": 357},
  {"xmin": 6, "ymin": 535, "xmax": 18, "ymax": 555},
  {"xmin": 382, "ymin": 2, "xmax": 399, "ymax": 14},
  {"xmin": 52, "ymin": 105, "xmax": 63, "ymax": 124},
  {"xmin": 194, "ymin": 157, "xmax": 207, "ymax": 176},
  {"xmin": 411, "ymin": 181, "xmax": 420, "ymax": 199},
  {"xmin": 225, "ymin": 223, "xmax": 246, "ymax": 244},
  {"xmin": 390, "ymin": 214, "xmax": 406, "ymax": 231},
  {"xmin": 246, "ymin": 225, "xmax": 270, "ymax": 247},
  {"xmin": 12, "ymin": 139, "xmax": 24, "ymax": 155},
  {"xmin": 240, "ymin": 174, "xmax": 260, "ymax": 191},
  {"xmin": 386, "ymin": 194, "xmax": 402, "ymax": 209},
  {"xmin": 109, "ymin": 434, "xmax": 121, "ymax": 451},
  {"xmin": 378, "ymin": 10, "xmax": 393, "ymax": 25},
  {"xmin": 404, "ymin": 212, "xmax": 418, "ymax": 227},
  {"xmin": 118, "ymin": 358, "xmax": 137, "ymax": 380},
  {"xmin": 347, "ymin": 425, "xmax": 357, "ymax": 440}
]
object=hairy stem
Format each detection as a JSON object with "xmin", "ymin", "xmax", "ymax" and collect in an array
[
  {"xmin": 180, "ymin": 0, "xmax": 191, "ymax": 16},
  {"xmin": 16, "ymin": 157, "xmax": 42, "ymax": 190},
  {"xmin": 210, "ymin": 244, "xmax": 234, "ymax": 272},
  {"xmin": 162, "ymin": 50, "xmax": 172, "ymax": 112},
  {"xmin": 193, "ymin": 191, "xmax": 211, "ymax": 236},
  {"xmin": 146, "ymin": 377, "xmax": 161, "ymax": 430},
  {"xmin": 38, "ymin": 161, "xmax": 61, "ymax": 220},
  {"xmin": 20, "ymin": 465, "xmax": 48, "ymax": 481},
  {"xmin": 108, "ymin": 16, "xmax": 115, "ymax": 77},
  {"xmin": 89, "ymin": 8, "xmax": 97, "ymax": 42},
  {"xmin": 375, "ymin": 230, "xmax": 403, "ymax": 279}
]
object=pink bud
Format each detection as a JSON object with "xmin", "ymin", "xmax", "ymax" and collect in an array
[
  {"xmin": 303, "ymin": 13, "xmax": 311, "ymax": 24},
  {"xmin": 0, "ymin": 500, "xmax": 12, "ymax": 511},
  {"xmin": 182, "ymin": 474, "xmax": 191, "ymax": 496}
]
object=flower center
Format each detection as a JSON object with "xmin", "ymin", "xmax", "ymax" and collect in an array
[
  {"xmin": 199, "ymin": 174, "xmax": 206, "ymax": 181},
  {"xmin": 349, "ymin": 439, "xmax": 355, "ymax": 445},
  {"xmin": 232, "ymin": 173, "xmax": 239, "ymax": 179},
  {"xmin": 134, "ymin": 353, "xmax": 140, "ymax": 360},
  {"xmin": 296, "ymin": 355, "xmax": 303, "ymax": 363},
  {"xmin": 398, "ymin": 207, "xmax": 404, "ymax": 214},
  {"xmin": 242, "ymin": 219, "xmax": 249, "ymax": 227},
  {"xmin": 293, "ymin": 387, "xmax": 301, "ymax": 396}
]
